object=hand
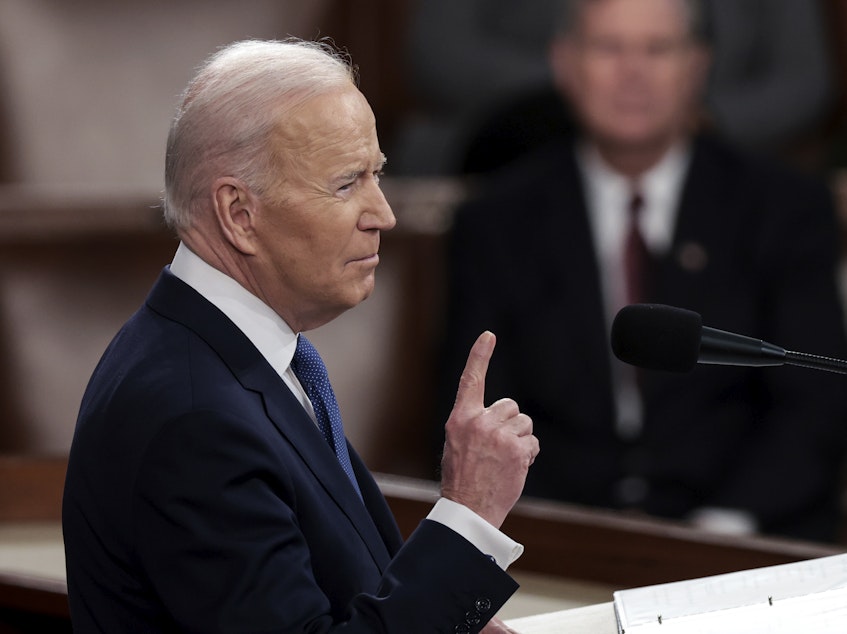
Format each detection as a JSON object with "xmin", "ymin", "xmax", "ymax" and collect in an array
[
  {"xmin": 440, "ymin": 331, "xmax": 539, "ymax": 528},
  {"xmin": 481, "ymin": 616, "xmax": 520, "ymax": 633}
]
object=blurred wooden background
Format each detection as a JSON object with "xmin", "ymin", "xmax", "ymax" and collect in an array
[{"xmin": 2, "ymin": 0, "xmax": 847, "ymax": 507}]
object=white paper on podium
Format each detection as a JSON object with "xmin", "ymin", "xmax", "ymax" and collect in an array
[{"xmin": 612, "ymin": 552, "xmax": 847, "ymax": 633}]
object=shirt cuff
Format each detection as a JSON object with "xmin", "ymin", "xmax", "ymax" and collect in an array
[
  {"xmin": 426, "ymin": 497, "xmax": 524, "ymax": 570},
  {"xmin": 688, "ymin": 507, "xmax": 758, "ymax": 535}
]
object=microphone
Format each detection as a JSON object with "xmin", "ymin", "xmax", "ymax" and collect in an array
[{"xmin": 610, "ymin": 303, "xmax": 847, "ymax": 375}]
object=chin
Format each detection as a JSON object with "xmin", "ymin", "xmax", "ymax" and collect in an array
[
  {"xmin": 341, "ymin": 284, "xmax": 375, "ymax": 311},
  {"xmin": 359, "ymin": 272, "xmax": 377, "ymax": 298},
  {"xmin": 355, "ymin": 285, "xmax": 375, "ymax": 305},
  {"xmin": 602, "ymin": 129, "xmax": 665, "ymax": 151}
]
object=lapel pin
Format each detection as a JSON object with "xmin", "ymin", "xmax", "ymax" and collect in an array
[{"xmin": 676, "ymin": 241, "xmax": 708, "ymax": 272}]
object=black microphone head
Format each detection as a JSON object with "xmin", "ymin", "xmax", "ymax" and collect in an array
[{"xmin": 611, "ymin": 304, "xmax": 703, "ymax": 372}]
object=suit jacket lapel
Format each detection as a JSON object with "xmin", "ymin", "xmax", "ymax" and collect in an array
[
  {"xmin": 255, "ymin": 378, "xmax": 395, "ymax": 571},
  {"xmin": 145, "ymin": 268, "xmax": 394, "ymax": 572},
  {"xmin": 660, "ymin": 136, "xmax": 732, "ymax": 299},
  {"xmin": 542, "ymin": 146, "xmax": 613, "ymax": 392},
  {"xmin": 349, "ymin": 448, "xmax": 404, "ymax": 556}
]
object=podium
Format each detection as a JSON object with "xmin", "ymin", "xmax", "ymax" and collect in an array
[
  {"xmin": 379, "ymin": 473, "xmax": 844, "ymax": 625},
  {"xmin": 380, "ymin": 474, "xmax": 841, "ymax": 588}
]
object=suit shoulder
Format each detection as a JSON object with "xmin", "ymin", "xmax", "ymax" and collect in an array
[
  {"xmin": 454, "ymin": 142, "xmax": 578, "ymax": 223},
  {"xmin": 694, "ymin": 134, "xmax": 832, "ymax": 198},
  {"xmin": 79, "ymin": 309, "xmax": 188, "ymax": 413}
]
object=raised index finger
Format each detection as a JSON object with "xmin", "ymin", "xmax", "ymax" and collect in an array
[{"xmin": 453, "ymin": 331, "xmax": 496, "ymax": 415}]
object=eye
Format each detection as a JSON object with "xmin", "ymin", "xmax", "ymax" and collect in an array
[
  {"xmin": 373, "ymin": 168, "xmax": 384, "ymax": 186},
  {"xmin": 646, "ymin": 40, "xmax": 679, "ymax": 57},
  {"xmin": 336, "ymin": 176, "xmax": 359, "ymax": 195},
  {"xmin": 586, "ymin": 38, "xmax": 620, "ymax": 58}
]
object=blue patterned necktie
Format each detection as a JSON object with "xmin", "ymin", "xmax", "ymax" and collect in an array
[{"xmin": 290, "ymin": 335, "xmax": 362, "ymax": 499}]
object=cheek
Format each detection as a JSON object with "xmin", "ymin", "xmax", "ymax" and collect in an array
[
  {"xmin": 263, "ymin": 226, "xmax": 327, "ymax": 286},
  {"xmin": 581, "ymin": 62, "xmax": 616, "ymax": 93},
  {"xmin": 660, "ymin": 63, "xmax": 697, "ymax": 97},
  {"xmin": 677, "ymin": 74, "xmax": 703, "ymax": 107},
  {"xmin": 302, "ymin": 230, "xmax": 354, "ymax": 283},
  {"xmin": 571, "ymin": 75, "xmax": 609, "ymax": 117}
]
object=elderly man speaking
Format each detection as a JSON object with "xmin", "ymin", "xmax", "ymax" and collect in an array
[{"xmin": 62, "ymin": 39, "xmax": 538, "ymax": 633}]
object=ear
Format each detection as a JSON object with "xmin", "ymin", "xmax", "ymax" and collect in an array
[
  {"xmin": 549, "ymin": 35, "xmax": 578, "ymax": 98},
  {"xmin": 211, "ymin": 177, "xmax": 258, "ymax": 255},
  {"xmin": 689, "ymin": 44, "xmax": 712, "ymax": 95}
]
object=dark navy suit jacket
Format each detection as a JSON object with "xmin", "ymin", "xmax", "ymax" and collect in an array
[
  {"xmin": 63, "ymin": 269, "xmax": 516, "ymax": 632},
  {"xmin": 441, "ymin": 134, "xmax": 847, "ymax": 541}
]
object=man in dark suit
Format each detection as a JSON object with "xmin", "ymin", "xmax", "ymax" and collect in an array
[
  {"xmin": 441, "ymin": 0, "xmax": 847, "ymax": 542},
  {"xmin": 62, "ymin": 39, "xmax": 539, "ymax": 633}
]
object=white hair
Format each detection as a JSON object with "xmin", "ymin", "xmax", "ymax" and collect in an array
[{"xmin": 162, "ymin": 38, "xmax": 356, "ymax": 230}]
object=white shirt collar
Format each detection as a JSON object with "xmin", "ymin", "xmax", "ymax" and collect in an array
[
  {"xmin": 169, "ymin": 242, "xmax": 299, "ymax": 380},
  {"xmin": 579, "ymin": 141, "xmax": 691, "ymax": 254}
]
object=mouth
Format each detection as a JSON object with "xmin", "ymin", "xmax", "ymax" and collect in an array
[
  {"xmin": 349, "ymin": 237, "xmax": 381, "ymax": 266},
  {"xmin": 348, "ymin": 253, "xmax": 380, "ymax": 266}
]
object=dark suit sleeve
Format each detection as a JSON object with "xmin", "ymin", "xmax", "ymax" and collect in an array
[{"xmin": 133, "ymin": 410, "xmax": 517, "ymax": 633}]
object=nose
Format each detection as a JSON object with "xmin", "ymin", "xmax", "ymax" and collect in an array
[{"xmin": 360, "ymin": 179, "xmax": 396, "ymax": 231}]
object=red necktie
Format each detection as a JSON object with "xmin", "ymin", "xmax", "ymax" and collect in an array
[{"xmin": 624, "ymin": 191, "xmax": 650, "ymax": 305}]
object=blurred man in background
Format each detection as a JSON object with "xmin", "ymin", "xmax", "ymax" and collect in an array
[{"xmin": 441, "ymin": 0, "xmax": 847, "ymax": 542}]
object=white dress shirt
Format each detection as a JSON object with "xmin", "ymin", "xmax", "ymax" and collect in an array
[
  {"xmin": 579, "ymin": 141, "xmax": 689, "ymax": 322},
  {"xmin": 169, "ymin": 242, "xmax": 524, "ymax": 568},
  {"xmin": 579, "ymin": 142, "xmax": 690, "ymax": 441}
]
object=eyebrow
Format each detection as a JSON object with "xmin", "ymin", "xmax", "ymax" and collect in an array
[{"xmin": 336, "ymin": 153, "xmax": 388, "ymax": 183}]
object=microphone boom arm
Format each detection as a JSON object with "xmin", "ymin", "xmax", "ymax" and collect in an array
[
  {"xmin": 699, "ymin": 326, "xmax": 847, "ymax": 374},
  {"xmin": 699, "ymin": 326, "xmax": 786, "ymax": 367},
  {"xmin": 784, "ymin": 350, "xmax": 847, "ymax": 375}
]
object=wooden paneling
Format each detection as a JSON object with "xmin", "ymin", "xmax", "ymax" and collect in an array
[
  {"xmin": 0, "ymin": 456, "xmax": 65, "ymax": 522},
  {"xmin": 378, "ymin": 473, "xmax": 844, "ymax": 589},
  {"xmin": 0, "ymin": 460, "xmax": 843, "ymax": 628}
]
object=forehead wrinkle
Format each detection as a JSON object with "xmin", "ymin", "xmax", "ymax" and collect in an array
[
  {"xmin": 275, "ymin": 93, "xmax": 376, "ymax": 168},
  {"xmin": 268, "ymin": 96, "xmax": 381, "ymax": 194},
  {"xmin": 278, "ymin": 85, "xmax": 372, "ymax": 140}
]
